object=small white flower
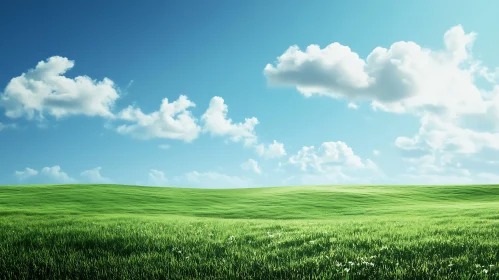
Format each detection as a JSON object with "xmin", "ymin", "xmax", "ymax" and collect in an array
[
  {"xmin": 344, "ymin": 268, "xmax": 350, "ymax": 273},
  {"xmin": 483, "ymin": 269, "xmax": 488, "ymax": 274},
  {"xmin": 490, "ymin": 264, "xmax": 495, "ymax": 267},
  {"xmin": 476, "ymin": 264, "xmax": 481, "ymax": 268}
]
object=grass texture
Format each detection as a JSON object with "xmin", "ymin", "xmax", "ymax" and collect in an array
[{"xmin": 0, "ymin": 184, "xmax": 498, "ymax": 279}]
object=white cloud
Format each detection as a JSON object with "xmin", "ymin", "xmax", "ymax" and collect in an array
[
  {"xmin": 201, "ymin": 96, "xmax": 259, "ymax": 146},
  {"xmin": 80, "ymin": 167, "xmax": 113, "ymax": 184},
  {"xmin": 285, "ymin": 141, "xmax": 381, "ymax": 184},
  {"xmin": 265, "ymin": 25, "xmax": 485, "ymax": 116},
  {"xmin": 14, "ymin": 165, "xmax": 76, "ymax": 183},
  {"xmin": 158, "ymin": 144, "xmax": 171, "ymax": 150},
  {"xmin": 373, "ymin": 150, "xmax": 380, "ymax": 156},
  {"xmin": 347, "ymin": 102, "xmax": 359, "ymax": 110},
  {"xmin": 241, "ymin": 159, "xmax": 261, "ymax": 174},
  {"xmin": 41, "ymin": 166, "xmax": 76, "ymax": 183},
  {"xmin": 255, "ymin": 140, "xmax": 286, "ymax": 159},
  {"xmin": 180, "ymin": 171, "xmax": 251, "ymax": 188},
  {"xmin": 14, "ymin": 167, "xmax": 38, "ymax": 180},
  {"xmin": 1, "ymin": 56, "xmax": 119, "ymax": 120},
  {"xmin": 266, "ymin": 25, "xmax": 499, "ymax": 183},
  {"xmin": 116, "ymin": 95, "xmax": 201, "ymax": 142},
  {"xmin": 148, "ymin": 169, "xmax": 168, "ymax": 186},
  {"xmin": 288, "ymin": 141, "xmax": 375, "ymax": 171}
]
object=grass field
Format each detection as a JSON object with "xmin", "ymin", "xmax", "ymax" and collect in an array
[{"xmin": 0, "ymin": 184, "xmax": 498, "ymax": 279}]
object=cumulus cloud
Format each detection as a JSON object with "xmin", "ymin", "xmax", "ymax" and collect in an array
[
  {"xmin": 40, "ymin": 166, "xmax": 76, "ymax": 183},
  {"xmin": 14, "ymin": 167, "xmax": 38, "ymax": 180},
  {"xmin": 15, "ymin": 165, "xmax": 77, "ymax": 183},
  {"xmin": 241, "ymin": 159, "xmax": 261, "ymax": 174},
  {"xmin": 288, "ymin": 141, "xmax": 375, "ymax": 171},
  {"xmin": 255, "ymin": 140, "xmax": 286, "ymax": 159},
  {"xmin": 201, "ymin": 96, "xmax": 259, "ymax": 146},
  {"xmin": 80, "ymin": 167, "xmax": 113, "ymax": 183},
  {"xmin": 265, "ymin": 25, "xmax": 486, "ymax": 116},
  {"xmin": 148, "ymin": 169, "xmax": 168, "ymax": 186},
  {"xmin": 285, "ymin": 141, "xmax": 381, "ymax": 184},
  {"xmin": 116, "ymin": 95, "xmax": 201, "ymax": 142},
  {"xmin": 1, "ymin": 56, "xmax": 120, "ymax": 120}
]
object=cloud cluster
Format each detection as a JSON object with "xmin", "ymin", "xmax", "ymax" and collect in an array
[
  {"xmin": 14, "ymin": 166, "xmax": 113, "ymax": 184},
  {"xmin": 0, "ymin": 58, "xmax": 265, "ymax": 146},
  {"xmin": 15, "ymin": 165, "xmax": 76, "ymax": 183},
  {"xmin": 265, "ymin": 25, "xmax": 499, "ymax": 183}
]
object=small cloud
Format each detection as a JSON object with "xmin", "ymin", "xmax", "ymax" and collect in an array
[
  {"xmin": 80, "ymin": 167, "xmax": 113, "ymax": 183},
  {"xmin": 41, "ymin": 166, "xmax": 76, "ymax": 183},
  {"xmin": 241, "ymin": 158, "xmax": 262, "ymax": 174},
  {"xmin": 201, "ymin": 96, "xmax": 259, "ymax": 147},
  {"xmin": 347, "ymin": 102, "xmax": 359, "ymax": 110},
  {"xmin": 148, "ymin": 169, "xmax": 168, "ymax": 186},
  {"xmin": 255, "ymin": 140, "xmax": 286, "ymax": 159},
  {"xmin": 14, "ymin": 167, "xmax": 38, "ymax": 180},
  {"xmin": 373, "ymin": 150, "xmax": 380, "ymax": 156},
  {"xmin": 158, "ymin": 144, "xmax": 171, "ymax": 150}
]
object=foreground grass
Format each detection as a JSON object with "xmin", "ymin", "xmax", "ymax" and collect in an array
[{"xmin": 0, "ymin": 185, "xmax": 498, "ymax": 279}]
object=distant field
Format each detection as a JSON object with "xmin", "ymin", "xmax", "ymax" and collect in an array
[{"xmin": 0, "ymin": 184, "xmax": 498, "ymax": 279}]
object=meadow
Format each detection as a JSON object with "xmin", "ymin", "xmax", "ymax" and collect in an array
[{"xmin": 0, "ymin": 184, "xmax": 498, "ymax": 279}]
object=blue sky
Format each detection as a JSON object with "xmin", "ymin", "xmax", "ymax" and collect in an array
[{"xmin": 2, "ymin": 0, "xmax": 499, "ymax": 187}]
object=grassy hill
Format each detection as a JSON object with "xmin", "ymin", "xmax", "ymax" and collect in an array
[{"xmin": 1, "ymin": 184, "xmax": 498, "ymax": 279}]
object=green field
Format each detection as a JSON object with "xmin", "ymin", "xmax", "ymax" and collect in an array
[{"xmin": 0, "ymin": 184, "xmax": 498, "ymax": 279}]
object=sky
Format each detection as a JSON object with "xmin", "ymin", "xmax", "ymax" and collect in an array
[{"xmin": 1, "ymin": 0, "xmax": 499, "ymax": 187}]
